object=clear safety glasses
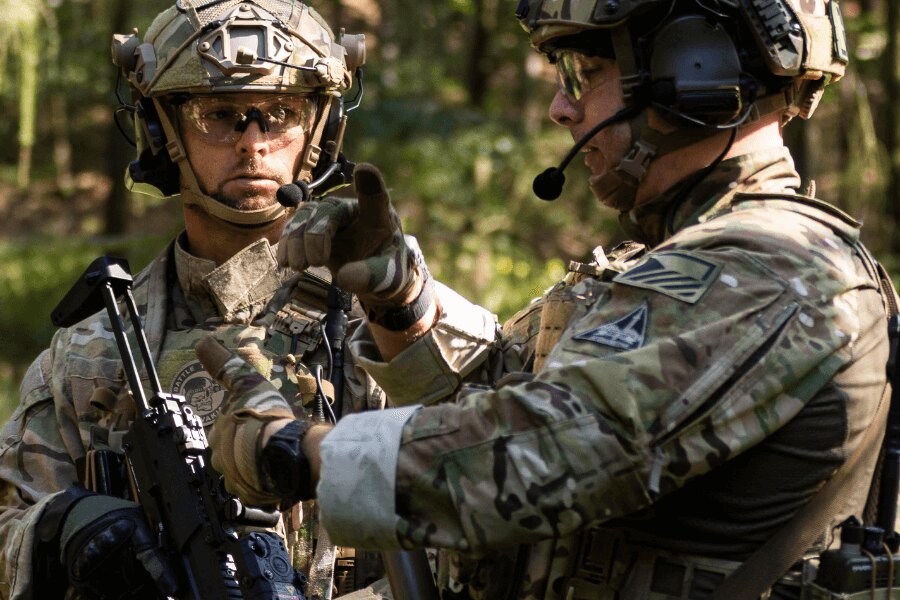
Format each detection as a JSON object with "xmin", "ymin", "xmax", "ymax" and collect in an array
[
  {"xmin": 177, "ymin": 94, "xmax": 317, "ymax": 146},
  {"xmin": 553, "ymin": 51, "xmax": 615, "ymax": 102}
]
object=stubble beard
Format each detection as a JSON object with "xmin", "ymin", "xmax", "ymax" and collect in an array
[
  {"xmin": 588, "ymin": 122, "xmax": 636, "ymax": 211},
  {"xmin": 212, "ymin": 157, "xmax": 288, "ymax": 211}
]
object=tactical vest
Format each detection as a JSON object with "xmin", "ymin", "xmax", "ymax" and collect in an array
[{"xmin": 77, "ymin": 251, "xmax": 368, "ymax": 600}]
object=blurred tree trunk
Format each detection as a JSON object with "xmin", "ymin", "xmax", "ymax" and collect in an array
[
  {"xmin": 886, "ymin": 0, "xmax": 899, "ymax": 252},
  {"xmin": 51, "ymin": 96, "xmax": 73, "ymax": 194},
  {"xmin": 45, "ymin": 6, "xmax": 73, "ymax": 195},
  {"xmin": 104, "ymin": 0, "xmax": 132, "ymax": 235},
  {"xmin": 522, "ymin": 52, "xmax": 545, "ymax": 134},
  {"xmin": 466, "ymin": 0, "xmax": 490, "ymax": 108},
  {"xmin": 784, "ymin": 120, "xmax": 810, "ymax": 186},
  {"xmin": 16, "ymin": 19, "xmax": 39, "ymax": 190}
]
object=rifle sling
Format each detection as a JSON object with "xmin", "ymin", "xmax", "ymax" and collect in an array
[{"xmin": 710, "ymin": 385, "xmax": 889, "ymax": 600}]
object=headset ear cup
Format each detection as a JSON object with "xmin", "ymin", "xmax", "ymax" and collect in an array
[
  {"xmin": 648, "ymin": 15, "xmax": 745, "ymax": 126},
  {"xmin": 128, "ymin": 97, "xmax": 180, "ymax": 195},
  {"xmin": 129, "ymin": 148, "xmax": 180, "ymax": 196},
  {"xmin": 311, "ymin": 97, "xmax": 346, "ymax": 182}
]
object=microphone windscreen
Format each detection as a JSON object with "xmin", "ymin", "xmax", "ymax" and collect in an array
[
  {"xmin": 277, "ymin": 182, "xmax": 309, "ymax": 207},
  {"xmin": 532, "ymin": 167, "xmax": 566, "ymax": 201}
]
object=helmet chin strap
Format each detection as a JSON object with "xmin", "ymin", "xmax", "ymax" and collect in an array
[
  {"xmin": 590, "ymin": 112, "xmax": 655, "ymax": 212},
  {"xmin": 152, "ymin": 95, "xmax": 335, "ymax": 228},
  {"xmin": 592, "ymin": 109, "xmax": 734, "ymax": 213},
  {"xmin": 592, "ymin": 23, "xmax": 734, "ymax": 213}
]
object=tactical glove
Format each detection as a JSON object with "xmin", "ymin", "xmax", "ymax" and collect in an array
[
  {"xmin": 195, "ymin": 334, "xmax": 302, "ymax": 506},
  {"xmin": 277, "ymin": 164, "xmax": 433, "ymax": 329},
  {"xmin": 38, "ymin": 489, "xmax": 178, "ymax": 600}
]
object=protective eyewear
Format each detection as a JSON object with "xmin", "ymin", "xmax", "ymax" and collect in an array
[
  {"xmin": 553, "ymin": 50, "xmax": 614, "ymax": 102},
  {"xmin": 178, "ymin": 94, "xmax": 317, "ymax": 145}
]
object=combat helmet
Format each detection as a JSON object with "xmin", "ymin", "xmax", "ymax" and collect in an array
[
  {"xmin": 111, "ymin": 0, "xmax": 367, "ymax": 226},
  {"xmin": 517, "ymin": 0, "xmax": 849, "ymax": 211}
]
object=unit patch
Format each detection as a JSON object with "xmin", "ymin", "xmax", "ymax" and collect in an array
[
  {"xmin": 613, "ymin": 252, "xmax": 722, "ymax": 304},
  {"xmin": 171, "ymin": 360, "xmax": 226, "ymax": 426},
  {"xmin": 573, "ymin": 301, "xmax": 649, "ymax": 351}
]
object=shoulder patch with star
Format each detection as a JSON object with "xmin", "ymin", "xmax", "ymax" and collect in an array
[{"xmin": 613, "ymin": 251, "xmax": 722, "ymax": 304}]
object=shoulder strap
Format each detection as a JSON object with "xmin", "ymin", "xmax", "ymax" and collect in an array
[
  {"xmin": 711, "ymin": 258, "xmax": 899, "ymax": 600},
  {"xmin": 711, "ymin": 388, "xmax": 890, "ymax": 600}
]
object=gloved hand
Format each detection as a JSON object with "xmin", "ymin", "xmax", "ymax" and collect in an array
[
  {"xmin": 277, "ymin": 163, "xmax": 430, "ymax": 322},
  {"xmin": 51, "ymin": 491, "xmax": 178, "ymax": 599},
  {"xmin": 195, "ymin": 335, "xmax": 304, "ymax": 507}
]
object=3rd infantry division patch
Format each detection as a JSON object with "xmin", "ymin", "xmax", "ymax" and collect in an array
[{"xmin": 613, "ymin": 251, "xmax": 722, "ymax": 304}]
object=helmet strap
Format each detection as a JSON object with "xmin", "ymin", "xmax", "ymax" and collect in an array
[
  {"xmin": 590, "ymin": 112, "xmax": 654, "ymax": 212},
  {"xmin": 297, "ymin": 95, "xmax": 335, "ymax": 184},
  {"xmin": 596, "ymin": 108, "xmax": 731, "ymax": 212},
  {"xmin": 153, "ymin": 97, "xmax": 288, "ymax": 227}
]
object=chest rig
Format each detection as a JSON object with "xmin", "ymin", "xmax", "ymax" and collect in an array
[
  {"xmin": 529, "ymin": 242, "xmax": 646, "ymax": 372},
  {"xmin": 157, "ymin": 263, "xmax": 350, "ymax": 599},
  {"xmin": 157, "ymin": 279, "xmax": 333, "ymax": 429}
]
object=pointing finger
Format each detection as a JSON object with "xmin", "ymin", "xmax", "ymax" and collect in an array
[{"xmin": 353, "ymin": 163, "xmax": 393, "ymax": 230}]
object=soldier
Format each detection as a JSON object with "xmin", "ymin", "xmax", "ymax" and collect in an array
[
  {"xmin": 198, "ymin": 0, "xmax": 896, "ymax": 598},
  {"xmin": 0, "ymin": 1, "xmax": 381, "ymax": 599}
]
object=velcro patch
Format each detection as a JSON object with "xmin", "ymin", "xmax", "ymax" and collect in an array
[
  {"xmin": 572, "ymin": 301, "xmax": 648, "ymax": 351},
  {"xmin": 613, "ymin": 252, "xmax": 721, "ymax": 304}
]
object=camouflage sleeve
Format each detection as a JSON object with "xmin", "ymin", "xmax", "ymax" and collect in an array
[
  {"xmin": 324, "ymin": 227, "xmax": 872, "ymax": 553},
  {"xmin": 347, "ymin": 281, "xmax": 503, "ymax": 407},
  {"xmin": 0, "ymin": 337, "xmax": 82, "ymax": 599}
]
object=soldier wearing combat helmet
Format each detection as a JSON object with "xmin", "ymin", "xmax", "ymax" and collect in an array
[
  {"xmin": 0, "ymin": 2, "xmax": 383, "ymax": 599},
  {"xmin": 197, "ymin": 0, "xmax": 897, "ymax": 598}
]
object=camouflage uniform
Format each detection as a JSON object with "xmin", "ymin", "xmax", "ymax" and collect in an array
[
  {"xmin": 315, "ymin": 147, "xmax": 892, "ymax": 599},
  {"xmin": 0, "ymin": 223, "xmax": 383, "ymax": 600}
]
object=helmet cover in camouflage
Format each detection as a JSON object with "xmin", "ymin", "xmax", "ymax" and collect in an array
[{"xmin": 113, "ymin": 0, "xmax": 365, "ymax": 99}]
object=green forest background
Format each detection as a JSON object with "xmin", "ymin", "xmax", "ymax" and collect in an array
[{"xmin": 0, "ymin": 0, "xmax": 896, "ymax": 420}]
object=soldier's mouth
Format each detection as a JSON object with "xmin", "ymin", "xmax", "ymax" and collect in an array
[{"xmin": 581, "ymin": 146, "xmax": 605, "ymax": 175}]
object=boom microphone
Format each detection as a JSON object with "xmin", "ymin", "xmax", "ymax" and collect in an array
[{"xmin": 533, "ymin": 105, "xmax": 639, "ymax": 201}]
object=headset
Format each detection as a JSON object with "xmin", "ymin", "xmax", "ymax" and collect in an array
[{"xmin": 533, "ymin": 1, "xmax": 760, "ymax": 201}]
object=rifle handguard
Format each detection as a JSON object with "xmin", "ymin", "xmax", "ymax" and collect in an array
[{"xmin": 261, "ymin": 420, "xmax": 316, "ymax": 504}]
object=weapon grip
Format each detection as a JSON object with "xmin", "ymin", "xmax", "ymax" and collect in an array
[{"xmin": 382, "ymin": 551, "xmax": 439, "ymax": 600}]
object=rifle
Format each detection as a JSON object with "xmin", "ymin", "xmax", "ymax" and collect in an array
[{"xmin": 52, "ymin": 255, "xmax": 307, "ymax": 600}]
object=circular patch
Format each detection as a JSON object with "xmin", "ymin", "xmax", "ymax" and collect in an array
[{"xmin": 171, "ymin": 360, "xmax": 226, "ymax": 426}]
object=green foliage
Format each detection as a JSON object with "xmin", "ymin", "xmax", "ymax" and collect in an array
[{"xmin": 0, "ymin": 235, "xmax": 169, "ymax": 412}]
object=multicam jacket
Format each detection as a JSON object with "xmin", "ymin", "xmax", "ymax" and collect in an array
[
  {"xmin": 317, "ymin": 147, "xmax": 893, "ymax": 599},
  {"xmin": 0, "ymin": 232, "xmax": 382, "ymax": 600}
]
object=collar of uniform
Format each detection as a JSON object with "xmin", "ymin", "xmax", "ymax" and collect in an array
[
  {"xmin": 174, "ymin": 235, "xmax": 290, "ymax": 321},
  {"xmin": 174, "ymin": 234, "xmax": 217, "ymax": 297},
  {"xmin": 620, "ymin": 146, "xmax": 802, "ymax": 246}
]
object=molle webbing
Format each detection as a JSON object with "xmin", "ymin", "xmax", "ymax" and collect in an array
[
  {"xmin": 267, "ymin": 269, "xmax": 337, "ymax": 356},
  {"xmin": 532, "ymin": 248, "xmax": 638, "ymax": 372}
]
